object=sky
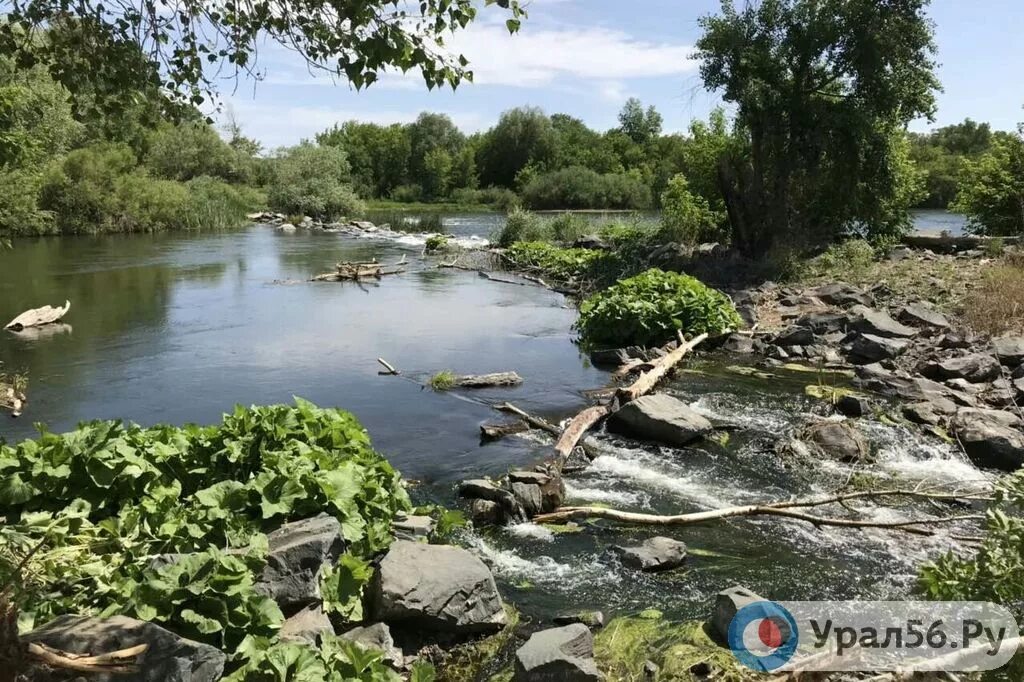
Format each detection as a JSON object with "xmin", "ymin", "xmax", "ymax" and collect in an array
[{"xmin": 218, "ymin": 0, "xmax": 1024, "ymax": 149}]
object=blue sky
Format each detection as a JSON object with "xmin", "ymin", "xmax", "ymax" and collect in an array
[{"xmin": 220, "ymin": 0, "xmax": 1024, "ymax": 148}]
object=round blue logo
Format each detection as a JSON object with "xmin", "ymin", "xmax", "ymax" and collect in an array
[{"xmin": 728, "ymin": 601, "xmax": 799, "ymax": 672}]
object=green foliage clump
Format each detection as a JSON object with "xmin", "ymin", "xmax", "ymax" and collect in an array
[
  {"xmin": 226, "ymin": 637, "xmax": 437, "ymax": 682},
  {"xmin": 493, "ymin": 207, "xmax": 551, "ymax": 248},
  {"xmin": 0, "ymin": 169, "xmax": 53, "ymax": 235},
  {"xmin": 145, "ymin": 122, "xmax": 256, "ymax": 184},
  {"xmin": 576, "ymin": 268, "xmax": 741, "ymax": 348},
  {"xmin": 953, "ymin": 133, "xmax": 1024, "ymax": 236},
  {"xmin": 429, "ymin": 370, "xmax": 457, "ymax": 391},
  {"xmin": 267, "ymin": 143, "xmax": 365, "ymax": 221},
  {"xmin": 0, "ymin": 399, "xmax": 411, "ymax": 647},
  {"xmin": 659, "ymin": 174, "xmax": 722, "ymax": 245},
  {"xmin": 450, "ymin": 187, "xmax": 519, "ymax": 210},
  {"xmin": 806, "ymin": 239, "xmax": 876, "ymax": 280},
  {"xmin": 425, "ymin": 234, "xmax": 449, "ymax": 252},
  {"xmin": 520, "ymin": 166, "xmax": 651, "ymax": 210},
  {"xmin": 505, "ymin": 242, "xmax": 614, "ymax": 284},
  {"xmin": 548, "ymin": 213, "xmax": 591, "ymax": 244}
]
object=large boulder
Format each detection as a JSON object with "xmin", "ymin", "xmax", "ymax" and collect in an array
[
  {"xmin": 370, "ymin": 540, "xmax": 506, "ymax": 635},
  {"xmin": 710, "ymin": 586, "xmax": 765, "ymax": 643},
  {"xmin": 897, "ymin": 303, "xmax": 950, "ymax": 329},
  {"xmin": 845, "ymin": 333, "xmax": 909, "ymax": 364},
  {"xmin": 772, "ymin": 327, "xmax": 815, "ymax": 347},
  {"xmin": 458, "ymin": 479, "xmax": 526, "ymax": 522},
  {"xmin": 257, "ymin": 514, "xmax": 345, "ymax": 608},
  {"xmin": 800, "ymin": 421, "xmax": 871, "ymax": 463},
  {"xmin": 513, "ymin": 624, "xmax": 601, "ymax": 682},
  {"xmin": 993, "ymin": 336, "xmax": 1024, "ymax": 367},
  {"xmin": 849, "ymin": 306, "xmax": 917, "ymax": 339},
  {"xmin": 509, "ymin": 470, "xmax": 564, "ymax": 513},
  {"xmin": 796, "ymin": 312, "xmax": 850, "ymax": 334},
  {"xmin": 608, "ymin": 394, "xmax": 713, "ymax": 447},
  {"xmin": 919, "ymin": 353, "xmax": 1002, "ymax": 384},
  {"xmin": 24, "ymin": 615, "xmax": 225, "ymax": 682},
  {"xmin": 612, "ymin": 536, "xmax": 687, "ymax": 572},
  {"xmin": 951, "ymin": 410, "xmax": 1024, "ymax": 471}
]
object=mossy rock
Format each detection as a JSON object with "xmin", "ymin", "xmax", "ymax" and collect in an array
[
  {"xmin": 438, "ymin": 604, "xmax": 521, "ymax": 681},
  {"xmin": 594, "ymin": 611, "xmax": 757, "ymax": 681}
]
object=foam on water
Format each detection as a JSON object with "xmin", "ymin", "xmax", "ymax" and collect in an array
[
  {"xmin": 465, "ymin": 534, "xmax": 620, "ymax": 588},
  {"xmin": 355, "ymin": 227, "xmax": 490, "ymax": 250},
  {"xmin": 507, "ymin": 522, "xmax": 555, "ymax": 542},
  {"xmin": 564, "ymin": 482, "xmax": 650, "ymax": 508}
]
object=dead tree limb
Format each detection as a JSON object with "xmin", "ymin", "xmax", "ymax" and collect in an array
[
  {"xmin": 25, "ymin": 642, "xmax": 147, "ymax": 674},
  {"xmin": 454, "ymin": 372, "xmax": 523, "ymax": 388},
  {"xmin": 553, "ymin": 405, "xmax": 611, "ymax": 463},
  {"xmin": 617, "ymin": 333, "xmax": 708, "ymax": 404},
  {"xmin": 494, "ymin": 402, "xmax": 561, "ymax": 437},
  {"xmin": 377, "ymin": 358, "xmax": 400, "ymax": 376},
  {"xmin": 4, "ymin": 301, "xmax": 71, "ymax": 331}
]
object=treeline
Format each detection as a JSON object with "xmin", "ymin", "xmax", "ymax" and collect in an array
[
  {"xmin": 0, "ymin": 35, "xmax": 365, "ymax": 238},
  {"xmin": 315, "ymin": 99, "xmax": 725, "ymax": 213}
]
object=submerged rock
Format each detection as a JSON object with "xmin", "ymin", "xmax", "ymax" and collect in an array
[
  {"xmin": 554, "ymin": 611, "xmax": 605, "ymax": 629},
  {"xmin": 24, "ymin": 615, "xmax": 225, "ymax": 682},
  {"xmin": 608, "ymin": 394, "xmax": 713, "ymax": 447},
  {"xmin": 800, "ymin": 420, "xmax": 871, "ymax": 463},
  {"xmin": 514, "ymin": 624, "xmax": 601, "ymax": 682},
  {"xmin": 257, "ymin": 514, "xmax": 345, "ymax": 609},
  {"xmin": 370, "ymin": 540, "xmax": 506, "ymax": 635},
  {"xmin": 613, "ymin": 536, "xmax": 687, "ymax": 572}
]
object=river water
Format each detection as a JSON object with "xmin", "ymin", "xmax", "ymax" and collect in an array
[{"xmin": 0, "ymin": 216, "xmax": 985, "ymax": 624}]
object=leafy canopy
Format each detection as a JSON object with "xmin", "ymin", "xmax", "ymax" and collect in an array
[{"xmin": 953, "ymin": 130, "xmax": 1024, "ymax": 236}]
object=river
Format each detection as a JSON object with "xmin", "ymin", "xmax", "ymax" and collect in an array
[{"xmin": 0, "ymin": 217, "xmax": 984, "ymax": 625}]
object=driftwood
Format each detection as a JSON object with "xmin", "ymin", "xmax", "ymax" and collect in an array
[
  {"xmin": 552, "ymin": 405, "xmax": 611, "ymax": 461},
  {"xmin": 616, "ymin": 333, "xmax": 708, "ymax": 404},
  {"xmin": 25, "ymin": 642, "xmax": 148, "ymax": 675},
  {"xmin": 4, "ymin": 301, "xmax": 70, "ymax": 331},
  {"xmin": 494, "ymin": 402, "xmax": 561, "ymax": 437},
  {"xmin": 377, "ymin": 358, "xmax": 400, "ymax": 376},
  {"xmin": 480, "ymin": 421, "xmax": 530, "ymax": 441},
  {"xmin": 314, "ymin": 256, "xmax": 407, "ymax": 282},
  {"xmin": 453, "ymin": 372, "xmax": 523, "ymax": 388}
]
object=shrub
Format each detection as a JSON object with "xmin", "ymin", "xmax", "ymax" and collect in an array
[
  {"xmin": 493, "ymin": 207, "xmax": 550, "ymax": 247},
  {"xmin": 38, "ymin": 142, "xmax": 137, "ymax": 232},
  {"xmin": 521, "ymin": 166, "xmax": 651, "ymax": 210},
  {"xmin": 429, "ymin": 370, "xmax": 457, "ymax": 391},
  {"xmin": 505, "ymin": 241, "xmax": 614, "ymax": 283},
  {"xmin": 0, "ymin": 169, "xmax": 53, "ymax": 236},
  {"xmin": 425, "ymin": 234, "xmax": 449, "ymax": 252},
  {"xmin": 548, "ymin": 213, "xmax": 591, "ymax": 244},
  {"xmin": 267, "ymin": 143, "xmax": 364, "ymax": 220},
  {"xmin": 144, "ymin": 122, "xmax": 254, "ymax": 184},
  {"xmin": 659, "ymin": 174, "xmax": 722, "ymax": 245},
  {"xmin": 182, "ymin": 176, "xmax": 266, "ymax": 230},
  {"xmin": 451, "ymin": 186, "xmax": 520, "ymax": 210},
  {"xmin": 112, "ymin": 171, "xmax": 192, "ymax": 232},
  {"xmin": 954, "ymin": 134, "xmax": 1024, "ymax": 236},
  {"xmin": 390, "ymin": 183, "xmax": 423, "ymax": 203},
  {"xmin": 576, "ymin": 268, "xmax": 742, "ymax": 348},
  {"xmin": 806, "ymin": 239, "xmax": 876, "ymax": 280}
]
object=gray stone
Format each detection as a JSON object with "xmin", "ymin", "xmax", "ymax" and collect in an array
[
  {"xmin": 340, "ymin": 623, "xmax": 404, "ymax": 669},
  {"xmin": 721, "ymin": 333, "xmax": 755, "ymax": 354},
  {"xmin": 796, "ymin": 312, "xmax": 850, "ymax": 334},
  {"xmin": 608, "ymin": 394, "xmax": 713, "ymax": 447},
  {"xmin": 471, "ymin": 499, "xmax": 504, "ymax": 526},
  {"xmin": 846, "ymin": 333, "xmax": 909, "ymax": 364},
  {"xmin": 280, "ymin": 604, "xmax": 334, "ymax": 645},
  {"xmin": 553, "ymin": 611, "xmax": 605, "ymax": 629},
  {"xmin": 993, "ymin": 337, "xmax": 1024, "ymax": 366},
  {"xmin": 24, "ymin": 615, "xmax": 225, "ymax": 682},
  {"xmin": 513, "ymin": 624, "xmax": 600, "ymax": 682},
  {"xmin": 710, "ymin": 586, "xmax": 765, "ymax": 643},
  {"xmin": 589, "ymin": 348, "xmax": 630, "ymax": 367},
  {"xmin": 511, "ymin": 481, "xmax": 543, "ymax": 517},
  {"xmin": 736, "ymin": 304, "xmax": 758, "ymax": 327},
  {"xmin": 836, "ymin": 395, "xmax": 871, "ymax": 418},
  {"xmin": 573, "ymin": 234, "xmax": 609, "ymax": 251},
  {"xmin": 509, "ymin": 470, "xmax": 565, "ymax": 513},
  {"xmin": 947, "ymin": 377, "xmax": 986, "ymax": 394},
  {"xmin": 458, "ymin": 479, "xmax": 526, "ymax": 522},
  {"xmin": 897, "ymin": 302, "xmax": 950, "ymax": 329},
  {"xmin": 903, "ymin": 401, "xmax": 953, "ymax": 426},
  {"xmin": 370, "ymin": 540, "xmax": 506, "ymax": 635},
  {"xmin": 801, "ymin": 420, "xmax": 871, "ymax": 463},
  {"xmin": 849, "ymin": 305, "xmax": 918, "ymax": 339},
  {"xmin": 951, "ymin": 410, "xmax": 1024, "ymax": 471},
  {"xmin": 920, "ymin": 353, "xmax": 1002, "ymax": 384},
  {"xmin": 773, "ymin": 327, "xmax": 815, "ymax": 346},
  {"xmin": 257, "ymin": 514, "xmax": 345, "ymax": 608},
  {"xmin": 393, "ymin": 514, "xmax": 436, "ymax": 542},
  {"xmin": 812, "ymin": 283, "xmax": 872, "ymax": 307},
  {"xmin": 613, "ymin": 536, "xmax": 687, "ymax": 572},
  {"xmin": 939, "ymin": 332, "xmax": 977, "ymax": 349}
]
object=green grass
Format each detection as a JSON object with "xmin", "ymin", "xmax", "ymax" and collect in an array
[
  {"xmin": 365, "ymin": 199, "xmax": 497, "ymax": 212},
  {"xmin": 429, "ymin": 370, "xmax": 457, "ymax": 391}
]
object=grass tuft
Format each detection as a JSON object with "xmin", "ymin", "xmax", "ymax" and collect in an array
[{"xmin": 429, "ymin": 370, "xmax": 457, "ymax": 391}]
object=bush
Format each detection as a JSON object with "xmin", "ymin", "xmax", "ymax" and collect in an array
[
  {"xmin": 112, "ymin": 171, "xmax": 192, "ymax": 232},
  {"xmin": 390, "ymin": 183, "xmax": 423, "ymax": 203},
  {"xmin": 548, "ymin": 213, "xmax": 591, "ymax": 244},
  {"xmin": 450, "ymin": 186, "xmax": 520, "ymax": 210},
  {"xmin": 145, "ymin": 122, "xmax": 254, "ymax": 184},
  {"xmin": 182, "ymin": 176, "xmax": 266, "ymax": 230},
  {"xmin": 521, "ymin": 166, "xmax": 651, "ymax": 210},
  {"xmin": 267, "ymin": 143, "xmax": 364, "ymax": 220},
  {"xmin": 425, "ymin": 234, "xmax": 449, "ymax": 252},
  {"xmin": 576, "ymin": 268, "xmax": 742, "ymax": 348},
  {"xmin": 38, "ymin": 143, "xmax": 137, "ymax": 232},
  {"xmin": 0, "ymin": 169, "xmax": 53, "ymax": 236},
  {"xmin": 954, "ymin": 134, "xmax": 1024, "ymax": 236},
  {"xmin": 659, "ymin": 174, "xmax": 722, "ymax": 245},
  {"xmin": 806, "ymin": 239, "xmax": 876, "ymax": 280},
  {"xmin": 493, "ymin": 207, "xmax": 550, "ymax": 247}
]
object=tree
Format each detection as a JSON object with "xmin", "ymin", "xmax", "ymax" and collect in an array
[
  {"xmin": 477, "ymin": 107, "xmax": 556, "ymax": 188},
  {"xmin": 407, "ymin": 113, "xmax": 465, "ymax": 183},
  {"xmin": 696, "ymin": 0, "xmax": 939, "ymax": 254},
  {"xmin": 953, "ymin": 129, "xmax": 1024, "ymax": 236},
  {"xmin": 421, "ymin": 148, "xmax": 453, "ymax": 200},
  {"xmin": 267, "ymin": 144, "xmax": 363, "ymax": 220},
  {"xmin": 910, "ymin": 119, "xmax": 995, "ymax": 209},
  {"xmin": 317, "ymin": 122, "xmax": 410, "ymax": 198},
  {"xmin": 550, "ymin": 114, "xmax": 622, "ymax": 174},
  {"xmin": 0, "ymin": 1, "xmax": 525, "ymax": 116},
  {"xmin": 660, "ymin": 174, "xmax": 723, "ymax": 245},
  {"xmin": 617, "ymin": 98, "xmax": 663, "ymax": 145}
]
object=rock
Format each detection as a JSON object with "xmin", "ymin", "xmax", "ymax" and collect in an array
[
  {"xmin": 812, "ymin": 283, "xmax": 872, "ymax": 307},
  {"xmin": 511, "ymin": 481, "xmax": 543, "ymax": 517},
  {"xmin": 608, "ymin": 394, "xmax": 713, "ymax": 447},
  {"xmin": 919, "ymin": 353, "xmax": 1002, "ymax": 384},
  {"xmin": 24, "ymin": 615, "xmax": 225, "ymax": 682},
  {"xmin": 392, "ymin": 514, "xmax": 436, "ymax": 541},
  {"xmin": 710, "ymin": 586, "xmax": 765, "ymax": 643},
  {"xmin": 513, "ymin": 624, "xmax": 600, "ymax": 682},
  {"xmin": 889, "ymin": 246, "xmax": 914, "ymax": 261},
  {"xmin": 471, "ymin": 499, "xmax": 504, "ymax": 526},
  {"xmin": 902, "ymin": 400, "xmax": 954, "ymax": 426},
  {"xmin": 553, "ymin": 611, "xmax": 605, "ymax": 629},
  {"xmin": 350, "ymin": 220, "xmax": 376, "ymax": 230},
  {"xmin": 612, "ymin": 536, "xmax": 687, "ymax": 572},
  {"xmin": 897, "ymin": 302, "xmax": 950, "ymax": 329},
  {"xmin": 458, "ymin": 479, "xmax": 525, "ymax": 522},
  {"xmin": 849, "ymin": 305, "xmax": 917, "ymax": 339},
  {"xmin": 946, "ymin": 378, "xmax": 986, "ymax": 394},
  {"xmin": 801, "ymin": 420, "xmax": 871, "ymax": 463},
  {"xmin": 836, "ymin": 395, "xmax": 871, "ymax": 418},
  {"xmin": 845, "ymin": 333, "xmax": 909, "ymax": 364},
  {"xmin": 573, "ymin": 234, "xmax": 609, "ymax": 251},
  {"xmin": 796, "ymin": 312, "xmax": 849, "ymax": 334},
  {"xmin": 993, "ymin": 337, "xmax": 1024, "ymax": 366},
  {"xmin": 939, "ymin": 332, "xmax": 978, "ymax": 349},
  {"xmin": 736, "ymin": 304, "xmax": 758, "ymax": 327},
  {"xmin": 951, "ymin": 410, "xmax": 1024, "ymax": 471},
  {"xmin": 280, "ymin": 604, "xmax": 334, "ymax": 645},
  {"xmin": 258, "ymin": 514, "xmax": 345, "ymax": 609},
  {"xmin": 772, "ymin": 327, "xmax": 815, "ymax": 346},
  {"xmin": 509, "ymin": 470, "xmax": 565, "ymax": 513},
  {"xmin": 370, "ymin": 540, "xmax": 506, "ymax": 635},
  {"xmin": 954, "ymin": 407, "xmax": 1021, "ymax": 428},
  {"xmin": 589, "ymin": 348, "xmax": 630, "ymax": 367},
  {"xmin": 721, "ymin": 333, "xmax": 754, "ymax": 354},
  {"xmin": 340, "ymin": 623, "xmax": 404, "ymax": 668}
]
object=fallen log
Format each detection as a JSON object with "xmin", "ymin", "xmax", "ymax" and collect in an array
[
  {"xmin": 4, "ymin": 300, "xmax": 70, "ymax": 331},
  {"xmin": 494, "ymin": 402, "xmax": 561, "ymax": 437},
  {"xmin": 552, "ymin": 405, "xmax": 611, "ymax": 463},
  {"xmin": 616, "ymin": 333, "xmax": 708, "ymax": 404},
  {"xmin": 454, "ymin": 372, "xmax": 523, "ymax": 388}
]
